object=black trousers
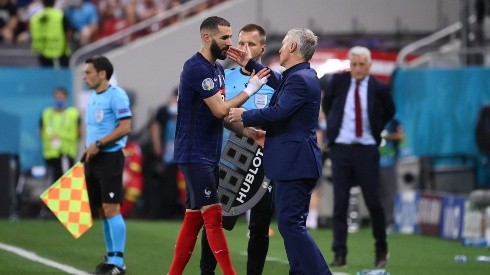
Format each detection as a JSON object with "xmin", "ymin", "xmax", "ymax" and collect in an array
[
  {"xmin": 45, "ymin": 155, "xmax": 75, "ymax": 182},
  {"xmin": 329, "ymin": 144, "xmax": 387, "ymax": 255},
  {"xmin": 39, "ymin": 55, "xmax": 69, "ymax": 68},
  {"xmin": 200, "ymin": 184, "xmax": 274, "ymax": 275}
]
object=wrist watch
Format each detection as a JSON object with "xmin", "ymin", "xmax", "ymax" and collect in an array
[{"xmin": 95, "ymin": 140, "xmax": 103, "ymax": 148}]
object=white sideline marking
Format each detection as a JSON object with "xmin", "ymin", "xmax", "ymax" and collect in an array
[{"xmin": 0, "ymin": 242, "xmax": 91, "ymax": 275}]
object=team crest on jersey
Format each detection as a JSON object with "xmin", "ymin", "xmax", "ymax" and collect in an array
[
  {"xmin": 95, "ymin": 109, "xmax": 104, "ymax": 123},
  {"xmin": 204, "ymin": 187, "xmax": 212, "ymax": 199},
  {"xmin": 202, "ymin": 78, "xmax": 215, "ymax": 91},
  {"xmin": 254, "ymin": 94, "xmax": 268, "ymax": 109}
]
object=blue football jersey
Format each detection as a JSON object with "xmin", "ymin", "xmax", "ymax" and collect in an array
[
  {"xmin": 85, "ymin": 85, "xmax": 132, "ymax": 152},
  {"xmin": 174, "ymin": 53, "xmax": 226, "ymax": 165}
]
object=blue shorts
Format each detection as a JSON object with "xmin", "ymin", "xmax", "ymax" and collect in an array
[{"xmin": 179, "ymin": 163, "xmax": 219, "ymax": 210}]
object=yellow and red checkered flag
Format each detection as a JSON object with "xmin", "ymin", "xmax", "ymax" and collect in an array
[{"xmin": 40, "ymin": 161, "xmax": 93, "ymax": 239}]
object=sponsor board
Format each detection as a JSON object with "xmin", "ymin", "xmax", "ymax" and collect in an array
[
  {"xmin": 440, "ymin": 195, "xmax": 466, "ymax": 240},
  {"xmin": 417, "ymin": 193, "xmax": 443, "ymax": 236},
  {"xmin": 218, "ymin": 132, "xmax": 270, "ymax": 216},
  {"xmin": 394, "ymin": 190, "xmax": 419, "ymax": 234}
]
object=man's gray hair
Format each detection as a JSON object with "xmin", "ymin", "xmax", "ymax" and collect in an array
[
  {"xmin": 348, "ymin": 46, "xmax": 372, "ymax": 63},
  {"xmin": 286, "ymin": 28, "xmax": 318, "ymax": 61}
]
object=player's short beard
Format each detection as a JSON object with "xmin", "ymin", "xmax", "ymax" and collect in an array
[{"xmin": 211, "ymin": 39, "xmax": 228, "ymax": 60}]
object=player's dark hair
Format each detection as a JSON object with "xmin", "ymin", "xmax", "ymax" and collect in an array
[
  {"xmin": 200, "ymin": 16, "xmax": 230, "ymax": 33},
  {"xmin": 85, "ymin": 55, "xmax": 114, "ymax": 80},
  {"xmin": 240, "ymin": 23, "xmax": 267, "ymax": 44}
]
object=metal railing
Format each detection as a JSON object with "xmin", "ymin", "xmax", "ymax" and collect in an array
[
  {"xmin": 0, "ymin": 44, "xmax": 38, "ymax": 67},
  {"xmin": 69, "ymin": 0, "xmax": 209, "ymax": 68},
  {"xmin": 396, "ymin": 15, "xmax": 477, "ymax": 67}
]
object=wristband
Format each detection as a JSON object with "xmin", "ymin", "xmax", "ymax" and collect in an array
[{"xmin": 243, "ymin": 76, "xmax": 268, "ymax": 97}]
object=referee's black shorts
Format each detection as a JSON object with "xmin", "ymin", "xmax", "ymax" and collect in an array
[{"xmin": 84, "ymin": 150, "xmax": 125, "ymax": 208}]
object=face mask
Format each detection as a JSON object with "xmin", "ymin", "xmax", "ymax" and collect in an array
[
  {"xmin": 54, "ymin": 99, "xmax": 66, "ymax": 109},
  {"xmin": 167, "ymin": 103, "xmax": 178, "ymax": 115}
]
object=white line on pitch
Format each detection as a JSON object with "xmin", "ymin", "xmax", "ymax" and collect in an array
[{"xmin": 0, "ymin": 242, "xmax": 91, "ymax": 275}]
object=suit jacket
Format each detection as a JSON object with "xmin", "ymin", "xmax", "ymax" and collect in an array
[
  {"xmin": 242, "ymin": 60, "xmax": 322, "ymax": 181},
  {"xmin": 322, "ymin": 71, "xmax": 395, "ymax": 146}
]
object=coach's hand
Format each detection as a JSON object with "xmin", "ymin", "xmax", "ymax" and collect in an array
[
  {"xmin": 229, "ymin": 107, "xmax": 245, "ymax": 123},
  {"xmin": 227, "ymin": 45, "xmax": 251, "ymax": 67}
]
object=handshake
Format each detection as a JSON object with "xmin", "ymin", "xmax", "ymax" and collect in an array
[
  {"xmin": 243, "ymin": 68, "xmax": 270, "ymax": 97},
  {"xmin": 228, "ymin": 106, "xmax": 267, "ymax": 147}
]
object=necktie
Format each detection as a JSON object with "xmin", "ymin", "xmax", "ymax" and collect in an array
[{"xmin": 354, "ymin": 80, "xmax": 362, "ymax": 137}]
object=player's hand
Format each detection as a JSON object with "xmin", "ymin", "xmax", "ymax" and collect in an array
[
  {"xmin": 244, "ymin": 68, "xmax": 270, "ymax": 97},
  {"xmin": 244, "ymin": 127, "xmax": 266, "ymax": 148}
]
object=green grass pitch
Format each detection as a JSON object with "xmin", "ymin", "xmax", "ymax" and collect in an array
[{"xmin": 0, "ymin": 219, "xmax": 489, "ymax": 274}]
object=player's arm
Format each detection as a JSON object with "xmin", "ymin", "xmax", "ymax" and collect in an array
[
  {"xmin": 204, "ymin": 67, "xmax": 270, "ymax": 119},
  {"xmin": 204, "ymin": 90, "xmax": 249, "ymax": 119},
  {"xmin": 224, "ymin": 115, "xmax": 266, "ymax": 147}
]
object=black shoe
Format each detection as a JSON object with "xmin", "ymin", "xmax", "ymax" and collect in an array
[
  {"xmin": 94, "ymin": 255, "xmax": 109, "ymax": 273},
  {"xmin": 94, "ymin": 256, "xmax": 107, "ymax": 273},
  {"xmin": 374, "ymin": 251, "xmax": 389, "ymax": 268},
  {"xmin": 94, "ymin": 263, "xmax": 126, "ymax": 275},
  {"xmin": 330, "ymin": 253, "xmax": 346, "ymax": 267}
]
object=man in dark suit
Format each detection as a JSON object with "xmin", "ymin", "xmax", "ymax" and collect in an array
[
  {"xmin": 322, "ymin": 46, "xmax": 395, "ymax": 268},
  {"xmin": 228, "ymin": 28, "xmax": 331, "ymax": 275}
]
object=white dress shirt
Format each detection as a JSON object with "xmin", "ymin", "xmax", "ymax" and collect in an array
[{"xmin": 335, "ymin": 76, "xmax": 376, "ymax": 145}]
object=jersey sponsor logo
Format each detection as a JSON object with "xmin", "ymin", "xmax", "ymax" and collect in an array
[
  {"xmin": 254, "ymin": 94, "xmax": 268, "ymax": 109},
  {"xmin": 202, "ymin": 78, "xmax": 215, "ymax": 91},
  {"xmin": 95, "ymin": 109, "xmax": 104, "ymax": 123}
]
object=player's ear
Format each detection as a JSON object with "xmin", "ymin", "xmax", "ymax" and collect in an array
[{"xmin": 202, "ymin": 32, "xmax": 211, "ymax": 43}]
